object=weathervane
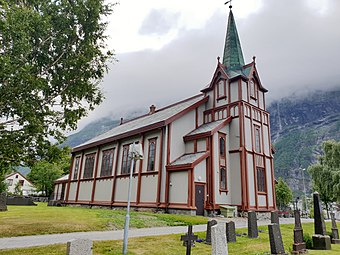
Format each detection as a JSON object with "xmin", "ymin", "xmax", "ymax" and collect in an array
[{"xmin": 225, "ymin": 0, "xmax": 232, "ymax": 9}]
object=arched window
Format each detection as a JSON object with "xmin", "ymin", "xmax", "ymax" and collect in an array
[
  {"xmin": 219, "ymin": 137, "xmax": 225, "ymax": 156},
  {"xmin": 147, "ymin": 138, "xmax": 157, "ymax": 171}
]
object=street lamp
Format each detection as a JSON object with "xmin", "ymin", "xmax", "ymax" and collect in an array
[
  {"xmin": 301, "ymin": 168, "xmax": 308, "ymax": 218},
  {"xmin": 122, "ymin": 142, "xmax": 143, "ymax": 255}
]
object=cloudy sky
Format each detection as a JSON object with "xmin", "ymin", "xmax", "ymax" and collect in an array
[{"xmin": 76, "ymin": 0, "xmax": 340, "ymax": 130}]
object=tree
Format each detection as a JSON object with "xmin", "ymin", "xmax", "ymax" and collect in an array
[
  {"xmin": 275, "ymin": 177, "xmax": 293, "ymax": 210},
  {"xmin": 308, "ymin": 140, "xmax": 340, "ymax": 218},
  {"xmin": 0, "ymin": 1, "xmax": 115, "ymax": 174},
  {"xmin": 28, "ymin": 145, "xmax": 71, "ymax": 197}
]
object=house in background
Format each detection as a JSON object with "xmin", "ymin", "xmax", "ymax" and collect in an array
[
  {"xmin": 52, "ymin": 7, "xmax": 276, "ymax": 215},
  {"xmin": 5, "ymin": 172, "xmax": 36, "ymax": 196}
]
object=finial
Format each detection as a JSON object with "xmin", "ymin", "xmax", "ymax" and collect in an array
[
  {"xmin": 225, "ymin": 0, "xmax": 232, "ymax": 9},
  {"xmin": 252, "ymin": 56, "xmax": 256, "ymax": 63},
  {"xmin": 217, "ymin": 56, "xmax": 220, "ymax": 63}
]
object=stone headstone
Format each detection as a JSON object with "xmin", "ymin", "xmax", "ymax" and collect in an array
[
  {"xmin": 271, "ymin": 211, "xmax": 280, "ymax": 225},
  {"xmin": 292, "ymin": 210, "xmax": 307, "ymax": 254},
  {"xmin": 211, "ymin": 224, "xmax": 228, "ymax": 255},
  {"xmin": 225, "ymin": 221, "xmax": 236, "ymax": 243},
  {"xmin": 66, "ymin": 239, "xmax": 92, "ymax": 255},
  {"xmin": 205, "ymin": 219, "xmax": 218, "ymax": 244},
  {"xmin": 331, "ymin": 212, "xmax": 340, "ymax": 244},
  {"xmin": 268, "ymin": 223, "xmax": 287, "ymax": 255},
  {"xmin": 180, "ymin": 225, "xmax": 198, "ymax": 255},
  {"xmin": 312, "ymin": 192, "xmax": 331, "ymax": 250},
  {"xmin": 0, "ymin": 192, "xmax": 7, "ymax": 211},
  {"xmin": 248, "ymin": 211, "xmax": 258, "ymax": 238}
]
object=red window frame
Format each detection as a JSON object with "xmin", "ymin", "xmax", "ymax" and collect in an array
[
  {"xmin": 73, "ymin": 156, "xmax": 80, "ymax": 180},
  {"xmin": 83, "ymin": 153, "xmax": 95, "ymax": 179},
  {"xmin": 147, "ymin": 138, "xmax": 157, "ymax": 171},
  {"xmin": 100, "ymin": 148, "xmax": 114, "ymax": 177},
  {"xmin": 254, "ymin": 125, "xmax": 262, "ymax": 153},
  {"xmin": 218, "ymin": 133, "xmax": 228, "ymax": 191},
  {"xmin": 257, "ymin": 167, "xmax": 266, "ymax": 193}
]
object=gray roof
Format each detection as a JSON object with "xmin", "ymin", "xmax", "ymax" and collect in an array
[
  {"xmin": 186, "ymin": 119, "xmax": 225, "ymax": 136},
  {"xmin": 170, "ymin": 152, "xmax": 207, "ymax": 166},
  {"xmin": 74, "ymin": 94, "xmax": 205, "ymax": 150}
]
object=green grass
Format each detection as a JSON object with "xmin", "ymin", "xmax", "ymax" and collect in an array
[
  {"xmin": 0, "ymin": 203, "xmax": 207, "ymax": 237},
  {"xmin": 1, "ymin": 223, "xmax": 340, "ymax": 254}
]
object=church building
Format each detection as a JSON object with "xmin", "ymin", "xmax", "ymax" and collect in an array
[{"xmin": 53, "ymin": 7, "xmax": 276, "ymax": 215}]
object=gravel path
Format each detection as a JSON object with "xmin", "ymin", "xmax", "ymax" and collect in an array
[{"xmin": 0, "ymin": 217, "xmax": 314, "ymax": 250}]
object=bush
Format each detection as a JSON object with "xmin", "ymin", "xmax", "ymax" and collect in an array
[{"xmin": 303, "ymin": 233, "xmax": 313, "ymax": 249}]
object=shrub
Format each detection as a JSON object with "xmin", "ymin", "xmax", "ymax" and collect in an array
[{"xmin": 303, "ymin": 233, "xmax": 313, "ymax": 249}]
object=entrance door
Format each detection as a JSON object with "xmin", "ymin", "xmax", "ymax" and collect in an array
[{"xmin": 195, "ymin": 184, "xmax": 205, "ymax": 216}]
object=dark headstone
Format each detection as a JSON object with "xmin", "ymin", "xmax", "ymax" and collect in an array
[
  {"xmin": 248, "ymin": 211, "xmax": 258, "ymax": 238},
  {"xmin": 6, "ymin": 196, "xmax": 37, "ymax": 206},
  {"xmin": 271, "ymin": 211, "xmax": 280, "ymax": 225},
  {"xmin": 205, "ymin": 219, "xmax": 217, "ymax": 244},
  {"xmin": 0, "ymin": 192, "xmax": 7, "ymax": 211},
  {"xmin": 292, "ymin": 210, "xmax": 307, "ymax": 254},
  {"xmin": 331, "ymin": 212, "xmax": 340, "ymax": 244},
  {"xmin": 312, "ymin": 192, "xmax": 331, "ymax": 250},
  {"xmin": 313, "ymin": 192, "xmax": 326, "ymax": 235},
  {"xmin": 181, "ymin": 225, "xmax": 198, "ymax": 255},
  {"xmin": 268, "ymin": 223, "xmax": 287, "ymax": 255},
  {"xmin": 226, "ymin": 221, "xmax": 236, "ymax": 243}
]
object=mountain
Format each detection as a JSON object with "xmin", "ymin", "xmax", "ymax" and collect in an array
[
  {"xmin": 63, "ymin": 89, "xmax": 340, "ymax": 195},
  {"xmin": 268, "ymin": 89, "xmax": 340, "ymax": 195}
]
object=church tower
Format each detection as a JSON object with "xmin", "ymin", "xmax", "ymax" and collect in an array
[{"xmin": 201, "ymin": 5, "xmax": 276, "ymax": 212}]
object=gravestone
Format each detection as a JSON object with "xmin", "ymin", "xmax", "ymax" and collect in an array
[
  {"xmin": 66, "ymin": 239, "xmax": 92, "ymax": 255},
  {"xmin": 331, "ymin": 212, "xmax": 340, "ymax": 244},
  {"xmin": 248, "ymin": 211, "xmax": 258, "ymax": 238},
  {"xmin": 292, "ymin": 210, "xmax": 307, "ymax": 254},
  {"xmin": 226, "ymin": 221, "xmax": 236, "ymax": 243},
  {"xmin": 271, "ymin": 211, "xmax": 280, "ymax": 225},
  {"xmin": 205, "ymin": 219, "xmax": 218, "ymax": 244},
  {"xmin": 268, "ymin": 223, "xmax": 287, "ymax": 255},
  {"xmin": 181, "ymin": 225, "xmax": 198, "ymax": 255},
  {"xmin": 211, "ymin": 224, "xmax": 228, "ymax": 255},
  {"xmin": 0, "ymin": 192, "xmax": 7, "ymax": 211},
  {"xmin": 312, "ymin": 192, "xmax": 331, "ymax": 250}
]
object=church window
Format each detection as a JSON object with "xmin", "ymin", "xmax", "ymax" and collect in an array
[
  {"xmin": 257, "ymin": 167, "xmax": 266, "ymax": 193},
  {"xmin": 100, "ymin": 149, "xmax": 114, "ymax": 177},
  {"xmin": 254, "ymin": 126, "xmax": 261, "ymax": 153},
  {"xmin": 217, "ymin": 80, "xmax": 226, "ymax": 99},
  {"xmin": 250, "ymin": 80, "xmax": 257, "ymax": 99},
  {"xmin": 220, "ymin": 167, "xmax": 227, "ymax": 190},
  {"xmin": 121, "ymin": 145, "xmax": 131, "ymax": 174},
  {"xmin": 147, "ymin": 138, "xmax": 157, "ymax": 171},
  {"xmin": 83, "ymin": 153, "xmax": 95, "ymax": 179},
  {"xmin": 73, "ymin": 156, "xmax": 80, "ymax": 180},
  {"xmin": 219, "ymin": 137, "xmax": 225, "ymax": 156}
]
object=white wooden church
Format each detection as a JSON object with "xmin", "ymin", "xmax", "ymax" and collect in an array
[{"xmin": 53, "ymin": 7, "xmax": 277, "ymax": 215}]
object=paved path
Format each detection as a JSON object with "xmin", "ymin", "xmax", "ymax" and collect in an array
[{"xmin": 0, "ymin": 217, "xmax": 314, "ymax": 250}]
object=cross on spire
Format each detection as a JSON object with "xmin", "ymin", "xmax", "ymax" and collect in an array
[{"xmin": 225, "ymin": 0, "xmax": 233, "ymax": 9}]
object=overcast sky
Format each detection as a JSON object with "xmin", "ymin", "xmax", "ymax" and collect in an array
[{"xmin": 75, "ymin": 0, "xmax": 340, "ymax": 130}]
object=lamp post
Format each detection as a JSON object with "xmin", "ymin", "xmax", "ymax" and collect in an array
[
  {"xmin": 122, "ymin": 143, "xmax": 143, "ymax": 255},
  {"xmin": 301, "ymin": 168, "xmax": 308, "ymax": 218}
]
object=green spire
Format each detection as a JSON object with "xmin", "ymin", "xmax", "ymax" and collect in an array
[{"xmin": 222, "ymin": 9, "xmax": 245, "ymax": 70}]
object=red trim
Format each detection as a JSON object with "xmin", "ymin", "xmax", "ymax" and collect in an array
[
  {"xmin": 75, "ymin": 152, "xmax": 84, "ymax": 202},
  {"xmin": 91, "ymin": 147, "xmax": 101, "ymax": 202},
  {"xmin": 111, "ymin": 141, "xmax": 120, "ymax": 204},
  {"xmin": 156, "ymin": 128, "xmax": 164, "ymax": 205},
  {"xmin": 65, "ymin": 156, "xmax": 75, "ymax": 202}
]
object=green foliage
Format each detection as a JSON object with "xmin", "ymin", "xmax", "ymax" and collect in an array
[
  {"xmin": 275, "ymin": 177, "xmax": 293, "ymax": 210},
  {"xmin": 0, "ymin": 174, "xmax": 7, "ymax": 193},
  {"xmin": 308, "ymin": 140, "xmax": 340, "ymax": 209},
  {"xmin": 13, "ymin": 181, "xmax": 23, "ymax": 196},
  {"xmin": 0, "ymin": 0, "xmax": 115, "ymax": 173},
  {"xmin": 303, "ymin": 233, "xmax": 313, "ymax": 249}
]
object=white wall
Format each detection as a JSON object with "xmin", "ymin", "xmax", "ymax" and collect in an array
[
  {"xmin": 194, "ymin": 160, "xmax": 206, "ymax": 183},
  {"xmin": 247, "ymin": 153, "xmax": 256, "ymax": 207},
  {"xmin": 68, "ymin": 182, "xmax": 77, "ymax": 201},
  {"xmin": 229, "ymin": 81, "xmax": 239, "ymax": 103},
  {"xmin": 140, "ymin": 175, "xmax": 158, "ymax": 202},
  {"xmin": 185, "ymin": 141, "xmax": 195, "ymax": 154},
  {"xmin": 229, "ymin": 153, "xmax": 242, "ymax": 205},
  {"xmin": 78, "ymin": 181, "xmax": 93, "ymax": 201},
  {"xmin": 115, "ymin": 176, "xmax": 138, "ymax": 202},
  {"xmin": 263, "ymin": 125, "xmax": 270, "ymax": 156},
  {"xmin": 229, "ymin": 118, "xmax": 240, "ymax": 150},
  {"xmin": 242, "ymin": 81, "xmax": 248, "ymax": 101},
  {"xmin": 244, "ymin": 118, "xmax": 252, "ymax": 150},
  {"xmin": 258, "ymin": 194, "xmax": 266, "ymax": 207},
  {"xmin": 93, "ymin": 179, "xmax": 113, "ymax": 202},
  {"xmin": 266, "ymin": 158, "xmax": 274, "ymax": 207},
  {"xmin": 197, "ymin": 139, "xmax": 206, "ymax": 152}
]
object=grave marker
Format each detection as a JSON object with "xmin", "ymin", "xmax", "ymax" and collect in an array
[
  {"xmin": 205, "ymin": 219, "xmax": 217, "ymax": 245},
  {"xmin": 66, "ymin": 239, "xmax": 92, "ymax": 255},
  {"xmin": 331, "ymin": 212, "xmax": 340, "ymax": 244},
  {"xmin": 211, "ymin": 224, "xmax": 228, "ymax": 255},
  {"xmin": 292, "ymin": 210, "xmax": 307, "ymax": 254},
  {"xmin": 271, "ymin": 211, "xmax": 280, "ymax": 225},
  {"xmin": 181, "ymin": 225, "xmax": 198, "ymax": 255},
  {"xmin": 226, "ymin": 221, "xmax": 236, "ymax": 243},
  {"xmin": 268, "ymin": 223, "xmax": 287, "ymax": 255},
  {"xmin": 248, "ymin": 211, "xmax": 258, "ymax": 238}
]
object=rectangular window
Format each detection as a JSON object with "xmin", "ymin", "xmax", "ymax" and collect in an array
[
  {"xmin": 254, "ymin": 126, "xmax": 261, "ymax": 153},
  {"xmin": 147, "ymin": 138, "xmax": 157, "ymax": 171},
  {"xmin": 73, "ymin": 157, "xmax": 80, "ymax": 180},
  {"xmin": 250, "ymin": 80, "xmax": 257, "ymax": 99},
  {"xmin": 257, "ymin": 167, "xmax": 266, "ymax": 192},
  {"xmin": 100, "ymin": 149, "xmax": 114, "ymax": 177},
  {"xmin": 219, "ymin": 133, "xmax": 227, "ymax": 190},
  {"xmin": 83, "ymin": 153, "xmax": 95, "ymax": 179},
  {"xmin": 217, "ymin": 80, "xmax": 226, "ymax": 99},
  {"xmin": 121, "ymin": 145, "xmax": 132, "ymax": 174},
  {"xmin": 19, "ymin": 180, "xmax": 24, "ymax": 186},
  {"xmin": 6, "ymin": 179, "xmax": 13, "ymax": 186}
]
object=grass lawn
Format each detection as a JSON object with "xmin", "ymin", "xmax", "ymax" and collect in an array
[
  {"xmin": 0, "ymin": 203, "xmax": 207, "ymax": 237},
  {"xmin": 1, "ymin": 223, "xmax": 340, "ymax": 254}
]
